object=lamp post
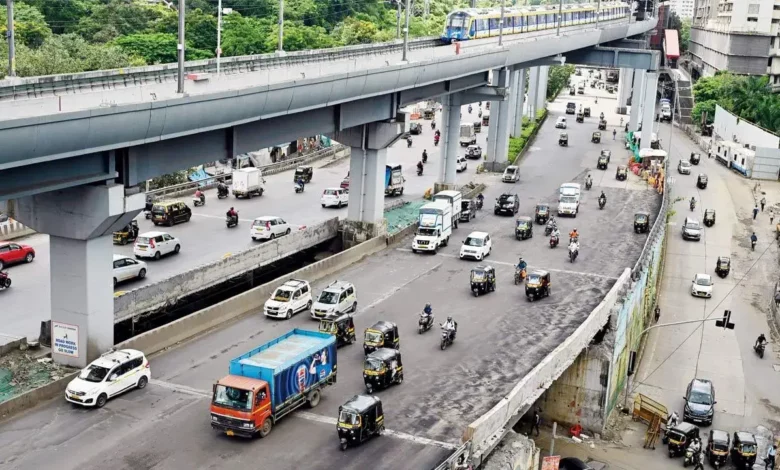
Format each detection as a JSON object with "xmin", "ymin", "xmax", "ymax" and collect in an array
[
  {"xmin": 498, "ymin": 0, "xmax": 505, "ymax": 46},
  {"xmin": 402, "ymin": 0, "xmax": 411, "ymax": 61},
  {"xmin": 5, "ymin": 0, "xmax": 15, "ymax": 78},
  {"xmin": 177, "ymin": 0, "xmax": 186, "ymax": 94}
]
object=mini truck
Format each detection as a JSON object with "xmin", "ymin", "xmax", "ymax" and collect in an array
[
  {"xmin": 384, "ymin": 165, "xmax": 405, "ymax": 196},
  {"xmin": 412, "ymin": 200, "xmax": 452, "ymax": 253},
  {"xmin": 210, "ymin": 329, "xmax": 337, "ymax": 438},
  {"xmin": 232, "ymin": 167, "xmax": 265, "ymax": 199}
]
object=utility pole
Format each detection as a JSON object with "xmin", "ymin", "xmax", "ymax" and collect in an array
[
  {"xmin": 498, "ymin": 0, "xmax": 505, "ymax": 46},
  {"xmin": 470, "ymin": 0, "xmax": 476, "ymax": 8},
  {"xmin": 277, "ymin": 0, "xmax": 284, "ymax": 52},
  {"xmin": 424, "ymin": 0, "xmax": 429, "ymax": 19},
  {"xmin": 216, "ymin": 0, "xmax": 222, "ymax": 77},
  {"xmin": 177, "ymin": 0, "xmax": 186, "ymax": 94},
  {"xmin": 6, "ymin": 0, "xmax": 16, "ymax": 78},
  {"xmin": 556, "ymin": 0, "xmax": 563, "ymax": 36},
  {"xmin": 396, "ymin": 1, "xmax": 402, "ymax": 39},
  {"xmin": 402, "ymin": 0, "xmax": 411, "ymax": 61}
]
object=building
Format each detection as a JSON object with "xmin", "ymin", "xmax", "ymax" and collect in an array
[
  {"xmin": 689, "ymin": 0, "xmax": 780, "ymax": 90},
  {"xmin": 710, "ymin": 105, "xmax": 780, "ymax": 179},
  {"xmin": 669, "ymin": 0, "xmax": 695, "ymax": 18}
]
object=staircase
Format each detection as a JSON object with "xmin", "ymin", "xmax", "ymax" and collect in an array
[{"xmin": 668, "ymin": 68, "xmax": 694, "ymax": 125}]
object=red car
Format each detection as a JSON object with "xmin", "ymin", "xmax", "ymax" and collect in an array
[{"xmin": 0, "ymin": 242, "xmax": 35, "ymax": 270}]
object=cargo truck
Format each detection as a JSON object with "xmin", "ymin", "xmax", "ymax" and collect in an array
[
  {"xmin": 459, "ymin": 123, "xmax": 476, "ymax": 146},
  {"xmin": 210, "ymin": 328, "xmax": 337, "ymax": 438},
  {"xmin": 412, "ymin": 200, "xmax": 452, "ymax": 253},
  {"xmin": 385, "ymin": 165, "xmax": 405, "ymax": 196},
  {"xmin": 433, "ymin": 190, "xmax": 462, "ymax": 228},
  {"xmin": 232, "ymin": 167, "xmax": 265, "ymax": 199}
]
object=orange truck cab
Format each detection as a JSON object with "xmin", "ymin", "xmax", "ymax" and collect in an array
[{"xmin": 210, "ymin": 328, "xmax": 336, "ymax": 438}]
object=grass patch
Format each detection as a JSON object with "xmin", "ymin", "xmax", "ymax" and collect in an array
[{"xmin": 508, "ymin": 110, "xmax": 547, "ymax": 164}]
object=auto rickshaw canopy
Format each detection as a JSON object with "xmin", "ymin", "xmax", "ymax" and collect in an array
[
  {"xmin": 733, "ymin": 431, "xmax": 757, "ymax": 453},
  {"xmin": 535, "ymin": 204, "xmax": 549, "ymax": 214},
  {"xmin": 339, "ymin": 394, "xmax": 382, "ymax": 428},
  {"xmin": 319, "ymin": 313, "xmax": 355, "ymax": 335},
  {"xmin": 294, "ymin": 166, "xmax": 313, "ymax": 181},
  {"xmin": 598, "ymin": 155, "xmax": 609, "ymax": 164},
  {"xmin": 634, "ymin": 212, "xmax": 649, "ymax": 223},
  {"xmin": 592, "ymin": 131, "xmax": 601, "ymax": 138},
  {"xmin": 668, "ymin": 422, "xmax": 699, "ymax": 445},
  {"xmin": 364, "ymin": 348, "xmax": 401, "ymax": 373},
  {"xmin": 709, "ymin": 429, "xmax": 730, "ymax": 451},
  {"xmin": 559, "ymin": 132, "xmax": 568, "ymax": 139},
  {"xmin": 364, "ymin": 321, "xmax": 398, "ymax": 345},
  {"xmin": 525, "ymin": 270, "xmax": 550, "ymax": 287},
  {"xmin": 717, "ymin": 256, "xmax": 730, "ymax": 269},
  {"xmin": 515, "ymin": 216, "xmax": 532, "ymax": 229},
  {"xmin": 704, "ymin": 209, "xmax": 715, "ymax": 219},
  {"xmin": 698, "ymin": 174, "xmax": 708, "ymax": 182},
  {"xmin": 617, "ymin": 165, "xmax": 628, "ymax": 173},
  {"xmin": 600, "ymin": 149, "xmax": 611, "ymax": 158},
  {"xmin": 470, "ymin": 265, "xmax": 495, "ymax": 282}
]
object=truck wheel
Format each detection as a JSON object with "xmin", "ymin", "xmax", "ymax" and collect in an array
[
  {"xmin": 307, "ymin": 390, "xmax": 321, "ymax": 408},
  {"xmin": 258, "ymin": 419, "xmax": 273, "ymax": 438},
  {"xmin": 258, "ymin": 188, "xmax": 264, "ymax": 197}
]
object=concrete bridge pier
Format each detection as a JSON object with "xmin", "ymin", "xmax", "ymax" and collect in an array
[
  {"xmin": 512, "ymin": 68, "xmax": 527, "ymax": 138},
  {"xmin": 334, "ymin": 121, "xmax": 404, "ymax": 247},
  {"xmin": 616, "ymin": 68, "xmax": 632, "ymax": 114},
  {"xmin": 484, "ymin": 68, "xmax": 513, "ymax": 172},
  {"xmin": 639, "ymin": 71, "xmax": 659, "ymax": 149},
  {"xmin": 526, "ymin": 67, "xmax": 540, "ymax": 119},
  {"xmin": 14, "ymin": 184, "xmax": 144, "ymax": 367},
  {"xmin": 535, "ymin": 66, "xmax": 549, "ymax": 115},
  {"xmin": 437, "ymin": 92, "xmax": 463, "ymax": 192},
  {"xmin": 628, "ymin": 69, "xmax": 646, "ymax": 133}
]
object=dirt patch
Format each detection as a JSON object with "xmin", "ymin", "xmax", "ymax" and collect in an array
[{"xmin": 0, "ymin": 350, "xmax": 76, "ymax": 403}]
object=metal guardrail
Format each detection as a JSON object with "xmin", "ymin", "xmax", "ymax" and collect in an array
[
  {"xmin": 0, "ymin": 38, "xmax": 441, "ymax": 101},
  {"xmin": 632, "ymin": 159, "xmax": 670, "ymax": 278}
]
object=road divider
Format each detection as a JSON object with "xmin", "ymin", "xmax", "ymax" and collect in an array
[{"xmin": 0, "ymin": 219, "xmax": 35, "ymax": 241}]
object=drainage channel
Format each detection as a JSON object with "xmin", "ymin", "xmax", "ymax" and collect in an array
[{"xmin": 114, "ymin": 237, "xmax": 340, "ymax": 343}]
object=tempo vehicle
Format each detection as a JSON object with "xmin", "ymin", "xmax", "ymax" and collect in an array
[
  {"xmin": 384, "ymin": 165, "xmax": 405, "ymax": 196},
  {"xmin": 133, "ymin": 231, "xmax": 181, "ymax": 260},
  {"xmin": 459, "ymin": 231, "xmax": 492, "ymax": 260},
  {"xmin": 0, "ymin": 241, "xmax": 35, "ymax": 270},
  {"xmin": 210, "ymin": 329, "xmax": 336, "ymax": 438},
  {"xmin": 459, "ymin": 123, "xmax": 477, "ymax": 146},
  {"xmin": 683, "ymin": 378, "xmax": 715, "ymax": 425},
  {"xmin": 311, "ymin": 280, "xmax": 357, "ymax": 319},
  {"xmin": 322, "ymin": 187, "xmax": 349, "ymax": 208},
  {"xmin": 112, "ymin": 254, "xmax": 147, "ymax": 287},
  {"xmin": 433, "ymin": 190, "xmax": 463, "ymax": 227},
  {"xmin": 337, "ymin": 394, "xmax": 384, "ymax": 450},
  {"xmin": 413, "ymin": 200, "xmax": 453, "ymax": 253},
  {"xmin": 65, "ymin": 349, "xmax": 150, "ymax": 408},
  {"xmin": 263, "ymin": 279, "xmax": 312, "ymax": 319},
  {"xmin": 232, "ymin": 167, "xmax": 265, "ymax": 198},
  {"xmin": 250, "ymin": 216, "xmax": 291, "ymax": 241}
]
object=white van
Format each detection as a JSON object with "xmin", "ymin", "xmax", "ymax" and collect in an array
[{"xmin": 559, "ymin": 183, "xmax": 581, "ymax": 201}]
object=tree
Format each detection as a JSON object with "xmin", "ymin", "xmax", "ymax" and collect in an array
[
  {"xmin": 331, "ymin": 17, "xmax": 381, "ymax": 45},
  {"xmin": 148, "ymin": 171, "xmax": 188, "ymax": 191},
  {"xmin": 114, "ymin": 33, "xmax": 211, "ymax": 65},
  {"xmin": 547, "ymin": 64, "xmax": 575, "ymax": 99},
  {"xmin": 679, "ymin": 18, "xmax": 690, "ymax": 52},
  {"xmin": 75, "ymin": 0, "xmax": 168, "ymax": 43},
  {"xmin": 221, "ymin": 14, "xmax": 274, "ymax": 56},
  {"xmin": 21, "ymin": 0, "xmax": 95, "ymax": 35},
  {"xmin": 0, "ymin": 1, "xmax": 52, "ymax": 48}
]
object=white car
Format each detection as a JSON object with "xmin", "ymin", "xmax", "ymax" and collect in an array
[
  {"xmin": 133, "ymin": 231, "xmax": 181, "ymax": 260},
  {"xmin": 264, "ymin": 279, "xmax": 313, "ymax": 319},
  {"xmin": 251, "ymin": 216, "xmax": 291, "ymax": 241},
  {"xmin": 556, "ymin": 117, "xmax": 567, "ymax": 129},
  {"xmin": 459, "ymin": 231, "xmax": 492, "ymax": 260},
  {"xmin": 558, "ymin": 195, "xmax": 579, "ymax": 217},
  {"xmin": 678, "ymin": 160, "xmax": 691, "ymax": 175},
  {"xmin": 456, "ymin": 156, "xmax": 468, "ymax": 172},
  {"xmin": 321, "ymin": 188, "xmax": 349, "ymax": 208},
  {"xmin": 65, "ymin": 349, "xmax": 150, "ymax": 408},
  {"xmin": 311, "ymin": 280, "xmax": 357, "ymax": 319},
  {"xmin": 691, "ymin": 273, "xmax": 713, "ymax": 298},
  {"xmin": 113, "ymin": 254, "xmax": 147, "ymax": 287}
]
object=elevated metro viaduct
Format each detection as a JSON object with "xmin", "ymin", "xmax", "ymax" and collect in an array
[{"xmin": 0, "ymin": 16, "xmax": 658, "ymax": 367}]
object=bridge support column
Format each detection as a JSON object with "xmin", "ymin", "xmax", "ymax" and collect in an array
[
  {"xmin": 535, "ymin": 66, "xmax": 549, "ymax": 115},
  {"xmin": 639, "ymin": 71, "xmax": 659, "ymax": 149},
  {"xmin": 485, "ymin": 68, "xmax": 512, "ymax": 172},
  {"xmin": 628, "ymin": 69, "xmax": 645, "ymax": 133},
  {"xmin": 526, "ymin": 67, "xmax": 540, "ymax": 119},
  {"xmin": 14, "ymin": 184, "xmax": 144, "ymax": 367},
  {"xmin": 512, "ymin": 68, "xmax": 527, "ymax": 138},
  {"xmin": 616, "ymin": 68, "xmax": 632, "ymax": 114},
  {"xmin": 438, "ymin": 92, "xmax": 462, "ymax": 190},
  {"xmin": 334, "ymin": 121, "xmax": 403, "ymax": 246}
]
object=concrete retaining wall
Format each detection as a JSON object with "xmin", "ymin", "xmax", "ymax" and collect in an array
[
  {"xmin": 0, "ymin": 219, "xmax": 35, "ymax": 241},
  {"xmin": 114, "ymin": 218, "xmax": 340, "ymax": 322},
  {"xmin": 116, "ymin": 236, "xmax": 387, "ymax": 355},
  {"xmin": 0, "ymin": 371, "xmax": 78, "ymax": 420}
]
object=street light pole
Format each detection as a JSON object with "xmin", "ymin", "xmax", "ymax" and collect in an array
[
  {"xmin": 5, "ymin": 0, "xmax": 15, "ymax": 78},
  {"xmin": 556, "ymin": 0, "xmax": 563, "ymax": 36},
  {"xmin": 402, "ymin": 0, "xmax": 411, "ymax": 61},
  {"xmin": 396, "ymin": 1, "xmax": 402, "ymax": 39},
  {"xmin": 498, "ymin": 0, "xmax": 505, "ymax": 46},
  {"xmin": 216, "ymin": 0, "xmax": 222, "ymax": 77},
  {"xmin": 177, "ymin": 0, "xmax": 186, "ymax": 94},
  {"xmin": 277, "ymin": 0, "xmax": 284, "ymax": 52}
]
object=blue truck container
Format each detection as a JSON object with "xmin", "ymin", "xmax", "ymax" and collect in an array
[{"xmin": 384, "ymin": 164, "xmax": 404, "ymax": 196}]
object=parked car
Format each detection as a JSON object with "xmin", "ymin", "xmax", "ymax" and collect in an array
[
  {"xmin": 250, "ymin": 216, "xmax": 291, "ymax": 241},
  {"xmin": 322, "ymin": 188, "xmax": 349, "ymax": 208},
  {"xmin": 0, "ymin": 242, "xmax": 35, "ymax": 270},
  {"xmin": 65, "ymin": 349, "xmax": 150, "ymax": 408},
  {"xmin": 113, "ymin": 254, "xmax": 147, "ymax": 287},
  {"xmin": 264, "ymin": 279, "xmax": 313, "ymax": 319},
  {"xmin": 459, "ymin": 231, "xmax": 492, "ymax": 261},
  {"xmin": 684, "ymin": 378, "xmax": 716, "ymax": 425},
  {"xmin": 133, "ymin": 231, "xmax": 181, "ymax": 260},
  {"xmin": 311, "ymin": 281, "xmax": 357, "ymax": 319}
]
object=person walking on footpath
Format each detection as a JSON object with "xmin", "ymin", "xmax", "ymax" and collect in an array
[
  {"xmin": 771, "ymin": 208, "xmax": 775, "ymax": 225},
  {"xmin": 754, "ymin": 205, "xmax": 760, "ymax": 220},
  {"xmin": 528, "ymin": 409, "xmax": 541, "ymax": 437},
  {"xmin": 613, "ymin": 129, "xmax": 617, "ymax": 140},
  {"xmin": 764, "ymin": 444, "xmax": 776, "ymax": 470},
  {"xmin": 761, "ymin": 196, "xmax": 767, "ymax": 211}
]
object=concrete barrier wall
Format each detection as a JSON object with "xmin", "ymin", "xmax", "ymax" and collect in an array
[
  {"xmin": 467, "ymin": 268, "xmax": 632, "ymax": 456},
  {"xmin": 0, "ymin": 371, "xmax": 78, "ymax": 420},
  {"xmin": 116, "ymin": 236, "xmax": 387, "ymax": 355},
  {"xmin": 114, "ymin": 218, "xmax": 339, "ymax": 322},
  {"xmin": 0, "ymin": 219, "xmax": 35, "ymax": 240}
]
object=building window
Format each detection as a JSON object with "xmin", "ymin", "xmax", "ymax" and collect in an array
[
  {"xmin": 770, "ymin": 57, "xmax": 774, "ymax": 67},
  {"xmin": 747, "ymin": 17, "xmax": 758, "ymax": 22}
]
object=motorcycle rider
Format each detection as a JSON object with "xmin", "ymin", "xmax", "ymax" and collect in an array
[
  {"xmin": 690, "ymin": 197, "xmax": 696, "ymax": 209},
  {"xmin": 441, "ymin": 316, "xmax": 456, "ymax": 342},
  {"xmin": 468, "ymin": 104, "xmax": 472, "ymax": 114},
  {"xmin": 476, "ymin": 192, "xmax": 485, "ymax": 209},
  {"xmin": 551, "ymin": 227, "xmax": 561, "ymax": 245},
  {"xmin": 422, "ymin": 149, "xmax": 428, "ymax": 164},
  {"xmin": 569, "ymin": 228, "xmax": 579, "ymax": 243},
  {"xmin": 407, "ymin": 135, "xmax": 413, "ymax": 148},
  {"xmin": 226, "ymin": 207, "xmax": 238, "ymax": 222},
  {"xmin": 600, "ymin": 111, "xmax": 604, "ymax": 120},
  {"xmin": 666, "ymin": 411, "xmax": 679, "ymax": 435},
  {"xmin": 755, "ymin": 333, "xmax": 767, "ymax": 350},
  {"xmin": 431, "ymin": 120, "xmax": 436, "ymax": 130},
  {"xmin": 417, "ymin": 160, "xmax": 424, "ymax": 175},
  {"xmin": 434, "ymin": 134, "xmax": 440, "ymax": 146},
  {"xmin": 421, "ymin": 303, "xmax": 434, "ymax": 328},
  {"xmin": 295, "ymin": 176, "xmax": 305, "ymax": 192},
  {"xmin": 217, "ymin": 182, "xmax": 229, "ymax": 197},
  {"xmin": 599, "ymin": 191, "xmax": 607, "ymax": 207},
  {"xmin": 585, "ymin": 173, "xmax": 593, "ymax": 188}
]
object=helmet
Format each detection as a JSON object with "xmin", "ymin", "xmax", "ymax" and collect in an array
[
  {"xmin": 447, "ymin": 316, "xmax": 453, "ymax": 322},
  {"xmin": 230, "ymin": 207, "xmax": 234, "ymax": 211},
  {"xmin": 425, "ymin": 303, "xmax": 431, "ymax": 308}
]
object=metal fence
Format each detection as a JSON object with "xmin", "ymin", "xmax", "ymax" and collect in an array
[{"xmin": 632, "ymin": 161, "xmax": 671, "ymax": 279}]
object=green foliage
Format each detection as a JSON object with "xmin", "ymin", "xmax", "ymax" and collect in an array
[
  {"xmin": 114, "ymin": 33, "xmax": 212, "ymax": 65},
  {"xmin": 692, "ymin": 72, "xmax": 780, "ymax": 133},
  {"xmin": 75, "ymin": 1, "xmax": 169, "ymax": 43},
  {"xmin": 508, "ymin": 110, "xmax": 547, "ymax": 164},
  {"xmin": 148, "ymin": 171, "xmax": 189, "ymax": 191},
  {"xmin": 547, "ymin": 64, "xmax": 575, "ymax": 100},
  {"xmin": 220, "ymin": 14, "xmax": 274, "ymax": 56},
  {"xmin": 0, "ymin": 1, "xmax": 52, "ymax": 48}
]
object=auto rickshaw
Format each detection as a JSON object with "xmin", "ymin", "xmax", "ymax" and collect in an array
[
  {"xmin": 667, "ymin": 422, "xmax": 700, "ymax": 458},
  {"xmin": 598, "ymin": 119, "xmax": 607, "ymax": 130},
  {"xmin": 697, "ymin": 173, "xmax": 708, "ymax": 189},
  {"xmin": 616, "ymin": 165, "xmax": 628, "ymax": 181},
  {"xmin": 592, "ymin": 131, "xmax": 601, "ymax": 143},
  {"xmin": 363, "ymin": 348, "xmax": 403, "ymax": 394},
  {"xmin": 467, "ymin": 144, "xmax": 482, "ymax": 159},
  {"xmin": 576, "ymin": 112, "xmax": 584, "ymax": 123},
  {"xmin": 703, "ymin": 209, "xmax": 716, "ymax": 227},
  {"xmin": 634, "ymin": 212, "xmax": 650, "ymax": 233},
  {"xmin": 470, "ymin": 265, "xmax": 496, "ymax": 297},
  {"xmin": 706, "ymin": 429, "xmax": 730, "ymax": 468},
  {"xmin": 600, "ymin": 149, "xmax": 611, "ymax": 162},
  {"xmin": 535, "ymin": 204, "xmax": 550, "ymax": 224},
  {"xmin": 294, "ymin": 166, "xmax": 313, "ymax": 183},
  {"xmin": 473, "ymin": 120, "xmax": 482, "ymax": 133},
  {"xmin": 584, "ymin": 107, "xmax": 591, "ymax": 117},
  {"xmin": 597, "ymin": 155, "xmax": 609, "ymax": 170},
  {"xmin": 569, "ymin": 87, "xmax": 575, "ymax": 96},
  {"xmin": 337, "ymin": 394, "xmax": 384, "ymax": 450},
  {"xmin": 515, "ymin": 216, "xmax": 533, "ymax": 240},
  {"xmin": 690, "ymin": 152, "xmax": 701, "ymax": 165},
  {"xmin": 525, "ymin": 270, "xmax": 551, "ymax": 301},
  {"xmin": 112, "ymin": 220, "xmax": 139, "ymax": 245},
  {"xmin": 559, "ymin": 132, "xmax": 569, "ymax": 146},
  {"xmin": 319, "ymin": 313, "xmax": 356, "ymax": 348},
  {"xmin": 423, "ymin": 107, "xmax": 435, "ymax": 119},
  {"xmin": 363, "ymin": 321, "xmax": 399, "ymax": 355},
  {"xmin": 730, "ymin": 431, "xmax": 757, "ymax": 468},
  {"xmin": 715, "ymin": 256, "xmax": 730, "ymax": 278}
]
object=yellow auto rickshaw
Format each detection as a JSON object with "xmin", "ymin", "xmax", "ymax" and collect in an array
[
  {"xmin": 363, "ymin": 321, "xmax": 399, "ymax": 355},
  {"xmin": 525, "ymin": 270, "xmax": 551, "ymax": 301},
  {"xmin": 338, "ymin": 395, "xmax": 384, "ymax": 451},
  {"xmin": 112, "ymin": 220, "xmax": 139, "ymax": 245},
  {"xmin": 319, "ymin": 313, "xmax": 356, "ymax": 348}
]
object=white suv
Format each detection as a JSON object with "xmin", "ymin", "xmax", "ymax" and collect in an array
[
  {"xmin": 321, "ymin": 188, "xmax": 349, "ymax": 208},
  {"xmin": 456, "ymin": 157, "xmax": 468, "ymax": 172},
  {"xmin": 134, "ymin": 231, "xmax": 181, "ymax": 260},
  {"xmin": 459, "ymin": 231, "xmax": 492, "ymax": 260},
  {"xmin": 251, "ymin": 216, "xmax": 291, "ymax": 241},
  {"xmin": 264, "ymin": 279, "xmax": 313, "ymax": 319},
  {"xmin": 311, "ymin": 281, "xmax": 357, "ymax": 319},
  {"xmin": 65, "ymin": 349, "xmax": 150, "ymax": 408}
]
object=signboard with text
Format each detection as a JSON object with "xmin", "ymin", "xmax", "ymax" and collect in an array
[
  {"xmin": 52, "ymin": 321, "xmax": 79, "ymax": 358},
  {"xmin": 541, "ymin": 455, "xmax": 560, "ymax": 470}
]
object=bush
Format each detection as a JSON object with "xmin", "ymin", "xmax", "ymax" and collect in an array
[{"xmin": 508, "ymin": 110, "xmax": 547, "ymax": 164}]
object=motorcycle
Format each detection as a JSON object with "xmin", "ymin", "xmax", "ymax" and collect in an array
[
  {"xmin": 0, "ymin": 271, "xmax": 10, "ymax": 289},
  {"xmin": 217, "ymin": 186, "xmax": 229, "ymax": 199},
  {"xmin": 193, "ymin": 194, "xmax": 206, "ymax": 207},
  {"xmin": 684, "ymin": 443, "xmax": 701, "ymax": 467},
  {"xmin": 569, "ymin": 247, "xmax": 578, "ymax": 263},
  {"xmin": 585, "ymin": 179, "xmax": 592, "ymax": 190},
  {"xmin": 419, "ymin": 312, "xmax": 434, "ymax": 334},
  {"xmin": 690, "ymin": 200, "xmax": 696, "ymax": 211},
  {"xmin": 417, "ymin": 166, "xmax": 423, "ymax": 176},
  {"xmin": 476, "ymin": 198, "xmax": 484, "ymax": 210},
  {"xmin": 407, "ymin": 137, "xmax": 413, "ymax": 148},
  {"xmin": 226, "ymin": 214, "xmax": 239, "ymax": 228},
  {"xmin": 598, "ymin": 196, "xmax": 606, "ymax": 209},
  {"xmin": 294, "ymin": 182, "xmax": 304, "ymax": 193},
  {"xmin": 440, "ymin": 325, "xmax": 456, "ymax": 350},
  {"xmin": 755, "ymin": 342, "xmax": 765, "ymax": 359},
  {"xmin": 544, "ymin": 222, "xmax": 556, "ymax": 236},
  {"xmin": 550, "ymin": 235, "xmax": 559, "ymax": 248},
  {"xmin": 514, "ymin": 267, "xmax": 527, "ymax": 285}
]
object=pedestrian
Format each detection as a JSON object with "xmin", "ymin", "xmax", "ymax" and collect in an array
[
  {"xmin": 613, "ymin": 129, "xmax": 617, "ymax": 140},
  {"xmin": 761, "ymin": 196, "xmax": 767, "ymax": 211},
  {"xmin": 774, "ymin": 290, "xmax": 780, "ymax": 307},
  {"xmin": 765, "ymin": 444, "xmax": 776, "ymax": 470},
  {"xmin": 529, "ymin": 408, "xmax": 541, "ymax": 437},
  {"xmin": 770, "ymin": 208, "xmax": 775, "ymax": 225},
  {"xmin": 754, "ymin": 205, "xmax": 760, "ymax": 220}
]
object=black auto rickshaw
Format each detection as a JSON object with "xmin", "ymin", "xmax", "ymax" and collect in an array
[
  {"xmin": 730, "ymin": 431, "xmax": 757, "ymax": 468},
  {"xmin": 525, "ymin": 270, "xmax": 551, "ymax": 301},
  {"xmin": 598, "ymin": 119, "xmax": 607, "ymax": 130},
  {"xmin": 634, "ymin": 212, "xmax": 650, "ymax": 233},
  {"xmin": 559, "ymin": 132, "xmax": 568, "ymax": 146},
  {"xmin": 460, "ymin": 199, "xmax": 476, "ymax": 222},
  {"xmin": 576, "ymin": 112, "xmax": 584, "ymax": 123},
  {"xmin": 616, "ymin": 165, "xmax": 628, "ymax": 181},
  {"xmin": 473, "ymin": 120, "xmax": 482, "ymax": 133},
  {"xmin": 584, "ymin": 107, "xmax": 591, "ymax": 117},
  {"xmin": 690, "ymin": 152, "xmax": 701, "ymax": 165},
  {"xmin": 592, "ymin": 131, "xmax": 601, "ymax": 143},
  {"xmin": 600, "ymin": 149, "xmax": 611, "ymax": 162},
  {"xmin": 294, "ymin": 165, "xmax": 313, "ymax": 183},
  {"xmin": 703, "ymin": 209, "xmax": 715, "ymax": 227},
  {"xmin": 319, "ymin": 313, "xmax": 356, "ymax": 348},
  {"xmin": 423, "ymin": 107, "xmax": 434, "ymax": 119},
  {"xmin": 535, "ymin": 204, "xmax": 550, "ymax": 224},
  {"xmin": 697, "ymin": 173, "xmax": 708, "ymax": 189},
  {"xmin": 363, "ymin": 321, "xmax": 399, "ymax": 355},
  {"xmin": 706, "ymin": 429, "xmax": 730, "ymax": 468},
  {"xmin": 363, "ymin": 348, "xmax": 403, "ymax": 394},
  {"xmin": 715, "ymin": 256, "xmax": 730, "ymax": 278},
  {"xmin": 338, "ymin": 394, "xmax": 384, "ymax": 450},
  {"xmin": 597, "ymin": 155, "xmax": 609, "ymax": 170},
  {"xmin": 470, "ymin": 265, "xmax": 496, "ymax": 297},
  {"xmin": 667, "ymin": 422, "xmax": 700, "ymax": 458},
  {"xmin": 515, "ymin": 216, "xmax": 533, "ymax": 240},
  {"xmin": 569, "ymin": 87, "xmax": 575, "ymax": 96},
  {"xmin": 112, "ymin": 220, "xmax": 139, "ymax": 245}
]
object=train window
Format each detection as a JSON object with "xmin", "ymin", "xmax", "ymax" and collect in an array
[
  {"xmin": 470, "ymin": 21, "xmax": 476, "ymax": 36},
  {"xmin": 477, "ymin": 19, "xmax": 488, "ymax": 31},
  {"xmin": 547, "ymin": 13, "xmax": 554, "ymax": 25},
  {"xmin": 489, "ymin": 18, "xmax": 499, "ymax": 30},
  {"xmin": 449, "ymin": 14, "xmax": 466, "ymax": 29},
  {"xmin": 528, "ymin": 15, "xmax": 536, "ymax": 27}
]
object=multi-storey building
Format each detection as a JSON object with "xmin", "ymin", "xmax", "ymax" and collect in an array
[{"xmin": 669, "ymin": 0, "xmax": 696, "ymax": 18}]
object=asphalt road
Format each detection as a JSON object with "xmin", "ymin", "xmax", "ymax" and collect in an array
[{"xmin": 0, "ymin": 83, "xmax": 660, "ymax": 469}]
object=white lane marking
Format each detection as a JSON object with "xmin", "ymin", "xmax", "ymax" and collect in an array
[
  {"xmin": 395, "ymin": 248, "xmax": 618, "ymax": 281},
  {"xmin": 359, "ymin": 262, "xmax": 444, "ymax": 313},
  {"xmin": 191, "ymin": 213, "xmax": 254, "ymax": 223},
  {"xmin": 150, "ymin": 379, "xmax": 455, "ymax": 449},
  {"xmin": 296, "ymin": 412, "xmax": 458, "ymax": 450}
]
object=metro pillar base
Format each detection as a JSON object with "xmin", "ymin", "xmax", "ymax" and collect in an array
[
  {"xmin": 341, "ymin": 219, "xmax": 388, "ymax": 249},
  {"xmin": 433, "ymin": 182, "xmax": 458, "ymax": 193}
]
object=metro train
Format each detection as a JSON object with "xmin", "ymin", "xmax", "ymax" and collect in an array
[{"xmin": 440, "ymin": 2, "xmax": 632, "ymax": 44}]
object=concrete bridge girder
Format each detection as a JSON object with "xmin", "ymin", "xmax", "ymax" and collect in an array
[{"xmin": 566, "ymin": 46, "xmax": 661, "ymax": 71}]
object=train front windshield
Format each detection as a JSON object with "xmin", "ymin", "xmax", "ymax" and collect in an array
[{"xmin": 444, "ymin": 13, "xmax": 468, "ymax": 39}]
